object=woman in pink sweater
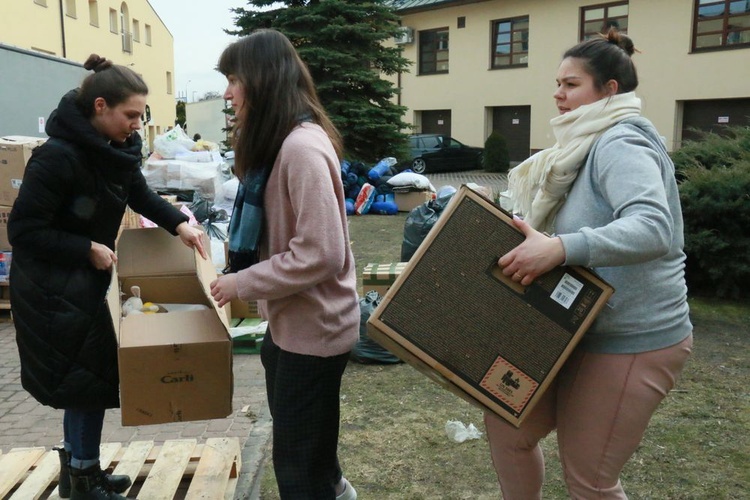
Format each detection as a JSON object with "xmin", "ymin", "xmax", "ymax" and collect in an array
[{"xmin": 210, "ymin": 30, "xmax": 360, "ymax": 499}]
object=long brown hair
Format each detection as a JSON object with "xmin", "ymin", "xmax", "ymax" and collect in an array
[{"xmin": 217, "ymin": 29, "xmax": 343, "ymax": 179}]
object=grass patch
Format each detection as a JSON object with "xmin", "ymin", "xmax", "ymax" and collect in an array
[{"xmin": 260, "ymin": 212, "xmax": 750, "ymax": 499}]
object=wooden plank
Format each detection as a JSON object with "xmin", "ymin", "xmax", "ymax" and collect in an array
[
  {"xmin": 184, "ymin": 438, "xmax": 240, "ymax": 500},
  {"xmin": 137, "ymin": 439, "xmax": 197, "ymax": 500},
  {"xmin": 8, "ymin": 450, "xmax": 58, "ymax": 500},
  {"xmin": 113, "ymin": 441, "xmax": 154, "ymax": 490},
  {"xmin": 99, "ymin": 442, "xmax": 123, "ymax": 470},
  {"xmin": 111, "ymin": 440, "xmax": 154, "ymax": 497},
  {"xmin": 0, "ymin": 447, "xmax": 46, "ymax": 498}
]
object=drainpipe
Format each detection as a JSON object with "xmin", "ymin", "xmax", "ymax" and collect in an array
[
  {"xmin": 58, "ymin": 0, "xmax": 67, "ymax": 58},
  {"xmin": 397, "ymin": 71, "xmax": 402, "ymax": 107}
]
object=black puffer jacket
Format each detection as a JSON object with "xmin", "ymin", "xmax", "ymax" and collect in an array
[{"xmin": 8, "ymin": 89, "xmax": 188, "ymax": 410}]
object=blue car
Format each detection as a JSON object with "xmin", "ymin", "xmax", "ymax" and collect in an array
[{"xmin": 407, "ymin": 134, "xmax": 484, "ymax": 174}]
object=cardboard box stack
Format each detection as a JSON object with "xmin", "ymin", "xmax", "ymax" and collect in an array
[
  {"xmin": 107, "ymin": 228, "xmax": 234, "ymax": 426},
  {"xmin": 0, "ymin": 136, "xmax": 47, "ymax": 207},
  {"xmin": 0, "ymin": 136, "xmax": 46, "ymax": 310},
  {"xmin": 0, "ymin": 136, "xmax": 47, "ymax": 251}
]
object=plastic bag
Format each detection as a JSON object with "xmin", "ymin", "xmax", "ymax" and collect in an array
[
  {"xmin": 445, "ymin": 420, "xmax": 482, "ymax": 443},
  {"xmin": 188, "ymin": 192, "xmax": 228, "ymax": 239},
  {"xmin": 153, "ymin": 125, "xmax": 195, "ymax": 159},
  {"xmin": 350, "ymin": 291, "xmax": 402, "ymax": 364},
  {"xmin": 401, "ymin": 185, "xmax": 457, "ymax": 261}
]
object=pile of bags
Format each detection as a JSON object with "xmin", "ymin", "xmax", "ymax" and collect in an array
[
  {"xmin": 341, "ymin": 158, "xmax": 435, "ymax": 216},
  {"xmin": 143, "ymin": 125, "xmax": 226, "ymax": 202}
]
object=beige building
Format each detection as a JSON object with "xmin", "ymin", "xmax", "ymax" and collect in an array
[
  {"xmin": 391, "ymin": 0, "xmax": 750, "ymax": 161},
  {"xmin": 0, "ymin": 0, "xmax": 176, "ymax": 151}
]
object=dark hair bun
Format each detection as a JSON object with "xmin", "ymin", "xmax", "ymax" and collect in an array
[
  {"xmin": 604, "ymin": 28, "xmax": 636, "ymax": 56},
  {"xmin": 83, "ymin": 54, "xmax": 113, "ymax": 72}
]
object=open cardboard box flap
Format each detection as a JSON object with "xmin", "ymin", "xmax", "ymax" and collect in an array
[
  {"xmin": 108, "ymin": 227, "xmax": 233, "ymax": 426},
  {"xmin": 110, "ymin": 227, "xmax": 230, "ymax": 332}
]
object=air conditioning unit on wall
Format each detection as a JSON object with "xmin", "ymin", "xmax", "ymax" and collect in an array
[{"xmin": 394, "ymin": 27, "xmax": 414, "ymax": 45}]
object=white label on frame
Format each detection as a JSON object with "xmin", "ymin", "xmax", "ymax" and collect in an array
[
  {"xmin": 718, "ymin": 116, "xmax": 729, "ymax": 124},
  {"xmin": 512, "ymin": 118, "xmax": 520, "ymax": 125},
  {"xmin": 551, "ymin": 273, "xmax": 584, "ymax": 309}
]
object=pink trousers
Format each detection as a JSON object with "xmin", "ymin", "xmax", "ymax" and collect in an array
[{"xmin": 484, "ymin": 335, "xmax": 693, "ymax": 499}]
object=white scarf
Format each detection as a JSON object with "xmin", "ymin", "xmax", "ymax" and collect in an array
[{"xmin": 506, "ymin": 92, "xmax": 641, "ymax": 232}]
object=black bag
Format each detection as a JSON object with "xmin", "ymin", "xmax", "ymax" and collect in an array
[
  {"xmin": 351, "ymin": 291, "xmax": 402, "ymax": 364},
  {"xmin": 401, "ymin": 186, "xmax": 457, "ymax": 261}
]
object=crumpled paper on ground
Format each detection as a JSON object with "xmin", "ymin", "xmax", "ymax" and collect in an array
[{"xmin": 445, "ymin": 420, "xmax": 483, "ymax": 443}]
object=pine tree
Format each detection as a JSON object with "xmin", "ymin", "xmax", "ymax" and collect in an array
[{"xmin": 228, "ymin": 0, "xmax": 411, "ymax": 163}]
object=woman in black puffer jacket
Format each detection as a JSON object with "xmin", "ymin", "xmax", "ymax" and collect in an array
[{"xmin": 8, "ymin": 54, "xmax": 207, "ymax": 500}]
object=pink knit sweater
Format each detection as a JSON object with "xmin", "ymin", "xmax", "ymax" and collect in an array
[{"xmin": 234, "ymin": 123, "xmax": 359, "ymax": 357}]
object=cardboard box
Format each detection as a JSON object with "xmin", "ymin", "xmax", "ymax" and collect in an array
[
  {"xmin": 0, "ymin": 136, "xmax": 47, "ymax": 206},
  {"xmin": 362, "ymin": 262, "xmax": 407, "ymax": 297},
  {"xmin": 107, "ymin": 227, "xmax": 233, "ymax": 426},
  {"xmin": 367, "ymin": 186, "xmax": 614, "ymax": 427},
  {"xmin": 229, "ymin": 298, "xmax": 261, "ymax": 319},
  {"xmin": 222, "ymin": 239, "xmax": 261, "ymax": 318},
  {"xmin": 394, "ymin": 190, "xmax": 434, "ymax": 212},
  {"xmin": 0, "ymin": 205, "xmax": 11, "ymax": 251}
]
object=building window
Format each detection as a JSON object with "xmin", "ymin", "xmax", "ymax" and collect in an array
[
  {"xmin": 145, "ymin": 24, "xmax": 152, "ymax": 46},
  {"xmin": 65, "ymin": 0, "xmax": 77, "ymax": 18},
  {"xmin": 89, "ymin": 0, "xmax": 99, "ymax": 27},
  {"xmin": 693, "ymin": 0, "xmax": 750, "ymax": 51},
  {"xmin": 419, "ymin": 28, "xmax": 449, "ymax": 75},
  {"xmin": 580, "ymin": 2, "xmax": 629, "ymax": 40},
  {"xmin": 166, "ymin": 72, "xmax": 173, "ymax": 94},
  {"xmin": 109, "ymin": 9, "xmax": 118, "ymax": 33},
  {"xmin": 133, "ymin": 19, "xmax": 140, "ymax": 42},
  {"xmin": 492, "ymin": 16, "xmax": 529, "ymax": 69}
]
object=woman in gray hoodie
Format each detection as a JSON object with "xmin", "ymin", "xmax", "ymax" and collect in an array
[{"xmin": 487, "ymin": 29, "xmax": 693, "ymax": 499}]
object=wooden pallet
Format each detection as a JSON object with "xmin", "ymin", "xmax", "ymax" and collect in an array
[{"xmin": 0, "ymin": 437, "xmax": 241, "ymax": 499}]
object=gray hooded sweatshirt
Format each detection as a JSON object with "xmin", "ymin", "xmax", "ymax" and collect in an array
[{"xmin": 555, "ymin": 116, "xmax": 692, "ymax": 354}]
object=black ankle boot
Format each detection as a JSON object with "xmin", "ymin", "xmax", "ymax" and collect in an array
[
  {"xmin": 54, "ymin": 447, "xmax": 72, "ymax": 498},
  {"xmin": 70, "ymin": 463, "xmax": 130, "ymax": 500},
  {"xmin": 57, "ymin": 451, "xmax": 131, "ymax": 498}
]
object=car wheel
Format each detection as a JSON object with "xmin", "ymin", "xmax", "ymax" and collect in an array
[{"xmin": 412, "ymin": 158, "xmax": 427, "ymax": 174}]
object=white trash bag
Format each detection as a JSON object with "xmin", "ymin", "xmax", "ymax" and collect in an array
[
  {"xmin": 445, "ymin": 420, "xmax": 482, "ymax": 443},
  {"xmin": 153, "ymin": 125, "xmax": 195, "ymax": 159}
]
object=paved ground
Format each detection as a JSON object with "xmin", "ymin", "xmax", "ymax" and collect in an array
[
  {"xmin": 0, "ymin": 315, "xmax": 271, "ymax": 499},
  {"xmin": 0, "ymin": 170, "xmax": 507, "ymax": 499},
  {"xmin": 422, "ymin": 169, "xmax": 508, "ymax": 197}
]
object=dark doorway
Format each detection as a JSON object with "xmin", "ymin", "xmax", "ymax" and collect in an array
[
  {"xmin": 682, "ymin": 98, "xmax": 750, "ymax": 143},
  {"xmin": 420, "ymin": 110, "xmax": 452, "ymax": 136},
  {"xmin": 492, "ymin": 106, "xmax": 531, "ymax": 162}
]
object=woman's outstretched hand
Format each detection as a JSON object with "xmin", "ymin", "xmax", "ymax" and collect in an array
[
  {"xmin": 210, "ymin": 274, "xmax": 239, "ymax": 307},
  {"xmin": 176, "ymin": 222, "xmax": 208, "ymax": 260}
]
